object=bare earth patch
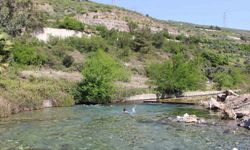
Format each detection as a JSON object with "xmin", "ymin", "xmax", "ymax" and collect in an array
[
  {"xmin": 116, "ymin": 75, "xmax": 149, "ymax": 89},
  {"xmin": 19, "ymin": 69, "xmax": 149, "ymax": 89},
  {"xmin": 19, "ymin": 69, "xmax": 82, "ymax": 81}
]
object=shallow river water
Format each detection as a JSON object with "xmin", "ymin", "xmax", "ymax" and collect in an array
[{"xmin": 0, "ymin": 104, "xmax": 249, "ymax": 150}]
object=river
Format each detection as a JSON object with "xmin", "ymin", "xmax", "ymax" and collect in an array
[{"xmin": 0, "ymin": 104, "xmax": 249, "ymax": 149}]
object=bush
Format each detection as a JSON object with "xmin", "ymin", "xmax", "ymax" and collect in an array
[
  {"xmin": 202, "ymin": 50, "xmax": 229, "ymax": 67},
  {"xmin": 147, "ymin": 53, "xmax": 204, "ymax": 97},
  {"xmin": 67, "ymin": 36, "xmax": 107, "ymax": 52},
  {"xmin": 0, "ymin": 0, "xmax": 43, "ymax": 36},
  {"xmin": 13, "ymin": 42, "xmax": 47, "ymax": 65},
  {"xmin": 163, "ymin": 41, "xmax": 186, "ymax": 54},
  {"xmin": 152, "ymin": 32, "xmax": 165, "ymax": 49},
  {"xmin": 63, "ymin": 55, "xmax": 74, "ymax": 68},
  {"xmin": 213, "ymin": 68, "xmax": 243, "ymax": 89},
  {"xmin": 74, "ymin": 50, "xmax": 129, "ymax": 104},
  {"xmin": 96, "ymin": 25, "xmax": 109, "ymax": 38},
  {"xmin": 132, "ymin": 27, "xmax": 153, "ymax": 53},
  {"xmin": 127, "ymin": 21, "xmax": 138, "ymax": 33},
  {"xmin": 58, "ymin": 17, "xmax": 84, "ymax": 31}
]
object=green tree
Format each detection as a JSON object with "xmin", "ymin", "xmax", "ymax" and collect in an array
[
  {"xmin": 147, "ymin": 54, "xmax": 204, "ymax": 97},
  {"xmin": 74, "ymin": 50, "xmax": 128, "ymax": 104}
]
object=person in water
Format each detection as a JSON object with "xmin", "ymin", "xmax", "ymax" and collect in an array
[{"xmin": 123, "ymin": 108, "xmax": 129, "ymax": 114}]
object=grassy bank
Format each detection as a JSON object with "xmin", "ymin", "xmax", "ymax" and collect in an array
[{"xmin": 0, "ymin": 67, "xmax": 75, "ymax": 117}]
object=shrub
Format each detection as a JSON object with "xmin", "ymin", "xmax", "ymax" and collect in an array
[
  {"xmin": 213, "ymin": 68, "xmax": 243, "ymax": 89},
  {"xmin": 147, "ymin": 53, "xmax": 204, "ymax": 97},
  {"xmin": 175, "ymin": 34, "xmax": 186, "ymax": 41},
  {"xmin": 152, "ymin": 32, "xmax": 165, "ymax": 49},
  {"xmin": 13, "ymin": 42, "xmax": 46, "ymax": 65},
  {"xmin": 163, "ymin": 41, "xmax": 186, "ymax": 54},
  {"xmin": 74, "ymin": 50, "xmax": 129, "ymax": 104},
  {"xmin": 58, "ymin": 17, "xmax": 84, "ymax": 31},
  {"xmin": 127, "ymin": 21, "xmax": 138, "ymax": 33},
  {"xmin": 67, "ymin": 36, "xmax": 107, "ymax": 52},
  {"xmin": 96, "ymin": 25, "xmax": 109, "ymax": 38},
  {"xmin": 202, "ymin": 50, "xmax": 229, "ymax": 67},
  {"xmin": 116, "ymin": 32, "xmax": 132, "ymax": 49},
  {"xmin": 132, "ymin": 27, "xmax": 153, "ymax": 53},
  {"xmin": 0, "ymin": 0, "xmax": 43, "ymax": 36},
  {"xmin": 63, "ymin": 55, "xmax": 74, "ymax": 68}
]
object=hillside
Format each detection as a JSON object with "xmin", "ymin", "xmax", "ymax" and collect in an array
[{"xmin": 0, "ymin": 0, "xmax": 250, "ymax": 117}]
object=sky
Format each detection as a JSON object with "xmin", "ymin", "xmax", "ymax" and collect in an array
[{"xmin": 92, "ymin": 0, "xmax": 250, "ymax": 30}]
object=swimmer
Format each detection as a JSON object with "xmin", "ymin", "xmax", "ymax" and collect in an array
[{"xmin": 123, "ymin": 108, "xmax": 129, "ymax": 114}]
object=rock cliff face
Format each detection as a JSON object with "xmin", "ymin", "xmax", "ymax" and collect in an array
[
  {"xmin": 201, "ymin": 90, "xmax": 250, "ymax": 129},
  {"xmin": 75, "ymin": 8, "xmax": 178, "ymax": 33}
]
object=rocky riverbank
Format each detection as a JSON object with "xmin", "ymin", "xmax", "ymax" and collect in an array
[{"xmin": 200, "ymin": 90, "xmax": 250, "ymax": 130}]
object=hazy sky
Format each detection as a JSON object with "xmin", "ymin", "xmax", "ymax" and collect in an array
[{"xmin": 92, "ymin": 0, "xmax": 250, "ymax": 30}]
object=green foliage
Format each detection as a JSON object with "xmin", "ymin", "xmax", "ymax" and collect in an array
[
  {"xmin": 245, "ymin": 58, "xmax": 250, "ymax": 74},
  {"xmin": 0, "ymin": 32, "xmax": 13, "ymax": 68},
  {"xmin": 213, "ymin": 68, "xmax": 243, "ymax": 89},
  {"xmin": 239, "ymin": 44, "xmax": 250, "ymax": 52},
  {"xmin": 67, "ymin": 36, "xmax": 107, "ymax": 52},
  {"xmin": 63, "ymin": 55, "xmax": 74, "ymax": 68},
  {"xmin": 13, "ymin": 42, "xmax": 47, "ymax": 65},
  {"xmin": 175, "ymin": 34, "xmax": 186, "ymax": 41},
  {"xmin": 163, "ymin": 41, "xmax": 186, "ymax": 53},
  {"xmin": 74, "ymin": 50, "xmax": 129, "ymax": 104},
  {"xmin": 116, "ymin": 32, "xmax": 132, "ymax": 49},
  {"xmin": 127, "ymin": 21, "xmax": 138, "ymax": 33},
  {"xmin": 0, "ymin": 72, "xmax": 75, "ymax": 117},
  {"xmin": 147, "ymin": 54, "xmax": 204, "ymax": 97},
  {"xmin": 96, "ymin": 25, "xmax": 109, "ymax": 38},
  {"xmin": 58, "ymin": 17, "xmax": 84, "ymax": 31},
  {"xmin": 202, "ymin": 50, "xmax": 229, "ymax": 67},
  {"xmin": 152, "ymin": 32, "xmax": 165, "ymax": 49},
  {"xmin": 132, "ymin": 27, "xmax": 153, "ymax": 53},
  {"xmin": 0, "ymin": 0, "xmax": 43, "ymax": 36}
]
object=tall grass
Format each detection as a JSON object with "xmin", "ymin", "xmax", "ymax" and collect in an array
[{"xmin": 0, "ymin": 72, "xmax": 75, "ymax": 117}]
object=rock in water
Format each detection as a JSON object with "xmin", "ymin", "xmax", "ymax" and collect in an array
[
  {"xmin": 42, "ymin": 100, "xmax": 53, "ymax": 108},
  {"xmin": 239, "ymin": 117, "xmax": 250, "ymax": 130},
  {"xmin": 204, "ymin": 97, "xmax": 225, "ymax": 110},
  {"xmin": 176, "ymin": 113, "xmax": 200, "ymax": 123}
]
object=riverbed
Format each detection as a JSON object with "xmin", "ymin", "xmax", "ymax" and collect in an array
[{"xmin": 0, "ymin": 104, "xmax": 249, "ymax": 149}]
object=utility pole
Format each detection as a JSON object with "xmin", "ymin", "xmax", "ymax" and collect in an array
[{"xmin": 112, "ymin": 0, "xmax": 116, "ymax": 5}]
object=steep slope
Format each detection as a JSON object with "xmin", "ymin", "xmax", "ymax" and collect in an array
[{"xmin": 34, "ymin": 0, "xmax": 250, "ymax": 43}]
